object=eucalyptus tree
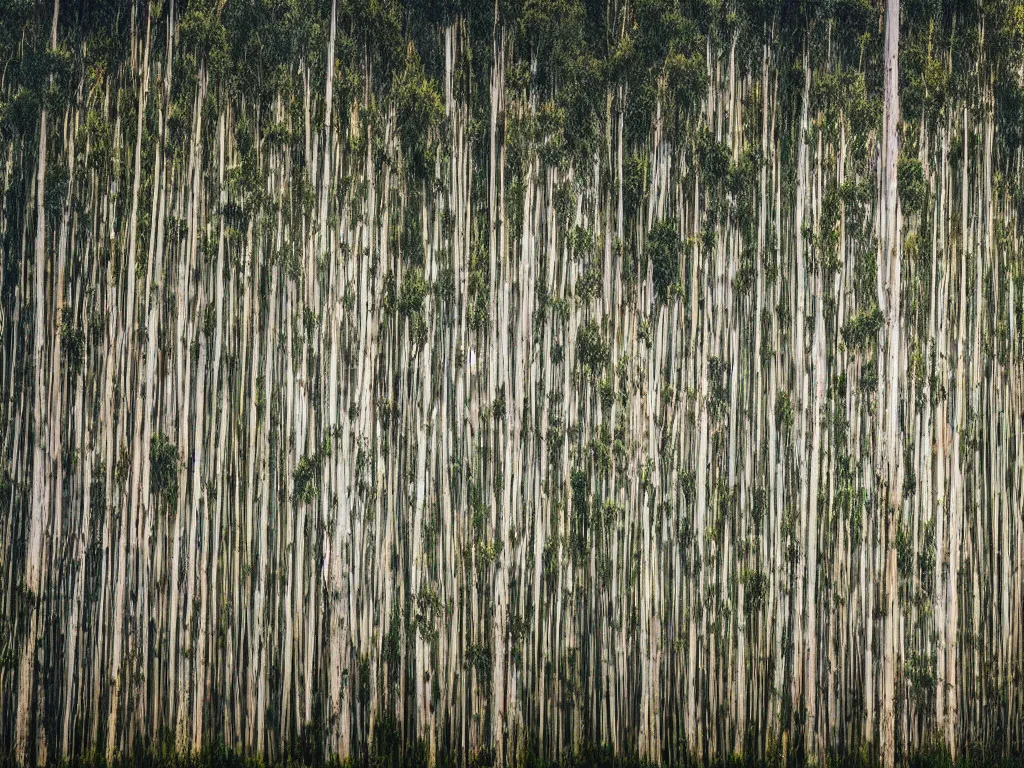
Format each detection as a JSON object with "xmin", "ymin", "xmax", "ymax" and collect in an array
[{"xmin": 1, "ymin": 0, "xmax": 1022, "ymax": 766}]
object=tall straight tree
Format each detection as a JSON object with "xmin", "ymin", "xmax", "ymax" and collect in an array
[
  {"xmin": 0, "ymin": 1, "xmax": 1022, "ymax": 766},
  {"xmin": 880, "ymin": 0, "xmax": 901, "ymax": 764}
]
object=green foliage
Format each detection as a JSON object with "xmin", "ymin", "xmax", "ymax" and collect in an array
[
  {"xmin": 775, "ymin": 391, "xmax": 794, "ymax": 430},
  {"xmin": 536, "ymin": 100, "xmax": 569, "ymax": 169},
  {"xmin": 734, "ymin": 249, "xmax": 756, "ymax": 294},
  {"xmin": 860, "ymin": 364, "xmax": 878, "ymax": 393},
  {"xmin": 519, "ymin": 0, "xmax": 590, "ymax": 92},
  {"xmin": 45, "ymin": 163, "xmax": 69, "ymax": 215},
  {"xmin": 902, "ymin": 33, "xmax": 950, "ymax": 119},
  {"xmin": 467, "ymin": 240, "xmax": 490, "ymax": 332},
  {"xmin": 616, "ymin": 0, "xmax": 707, "ymax": 141},
  {"xmin": 414, "ymin": 586, "xmax": 444, "ymax": 643},
  {"xmin": 381, "ymin": 601, "xmax": 403, "ymax": 686},
  {"xmin": 903, "ymin": 440, "xmax": 918, "ymax": 497},
  {"xmin": 752, "ymin": 487, "xmax": 767, "ymax": 527},
  {"xmin": 149, "ymin": 433, "xmax": 179, "ymax": 508},
  {"xmin": 919, "ymin": 517, "xmax": 937, "ymax": 594},
  {"xmin": 898, "ymin": 156, "xmax": 927, "ymax": 214},
  {"xmin": 842, "ymin": 306, "xmax": 884, "ymax": 350},
  {"xmin": 576, "ymin": 260, "xmax": 602, "ymax": 304},
  {"xmin": 293, "ymin": 436, "xmax": 332, "ymax": 504},
  {"xmin": 394, "ymin": 45, "xmax": 443, "ymax": 180},
  {"xmin": 552, "ymin": 180, "xmax": 576, "ymax": 228},
  {"xmin": 697, "ymin": 129, "xmax": 731, "ymax": 185},
  {"xmin": 707, "ymin": 356, "xmax": 729, "ymax": 422},
  {"xmin": 567, "ymin": 225, "xmax": 593, "ymax": 258},
  {"xmin": 665, "ymin": 51, "xmax": 707, "ymax": 120},
  {"xmin": 492, "ymin": 385, "xmax": 507, "ymax": 423},
  {"xmin": 623, "ymin": 152, "xmax": 649, "ymax": 218},
  {"xmin": 843, "ymin": 72, "xmax": 878, "ymax": 161},
  {"xmin": 464, "ymin": 642, "xmax": 491, "ymax": 686},
  {"xmin": 553, "ymin": 53, "xmax": 604, "ymax": 163},
  {"xmin": 0, "ymin": 88, "xmax": 40, "ymax": 140},
  {"xmin": 368, "ymin": 710, "xmax": 404, "ymax": 768},
  {"xmin": 179, "ymin": 0, "xmax": 230, "ymax": 74},
  {"xmin": 905, "ymin": 651, "xmax": 937, "ymax": 715},
  {"xmin": 576, "ymin": 320, "xmax": 610, "ymax": 373},
  {"xmin": 590, "ymin": 425, "xmax": 612, "ymax": 474},
  {"xmin": 646, "ymin": 219, "xmax": 682, "ymax": 302},
  {"xmin": 742, "ymin": 569, "xmax": 768, "ymax": 616},
  {"xmin": 222, "ymin": 0, "xmax": 321, "ymax": 97},
  {"xmin": 570, "ymin": 468, "xmax": 589, "ymax": 519},
  {"xmin": 728, "ymin": 145, "xmax": 762, "ymax": 201},
  {"xmin": 896, "ymin": 520, "xmax": 914, "ymax": 579},
  {"xmin": 0, "ymin": 465, "xmax": 12, "ymax": 508},
  {"xmin": 398, "ymin": 269, "xmax": 429, "ymax": 318},
  {"xmin": 598, "ymin": 377, "xmax": 614, "ymax": 409},
  {"xmin": 345, "ymin": 0, "xmax": 403, "ymax": 83},
  {"xmin": 61, "ymin": 316, "xmax": 86, "ymax": 378}
]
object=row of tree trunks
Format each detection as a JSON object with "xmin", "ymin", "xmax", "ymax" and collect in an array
[{"xmin": 1, "ymin": 2, "xmax": 1022, "ymax": 766}]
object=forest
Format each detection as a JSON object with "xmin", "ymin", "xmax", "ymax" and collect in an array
[{"xmin": 0, "ymin": 0, "xmax": 1022, "ymax": 766}]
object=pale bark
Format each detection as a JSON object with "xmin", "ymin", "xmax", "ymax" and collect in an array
[{"xmin": 1, "ymin": 5, "xmax": 1021, "ymax": 767}]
